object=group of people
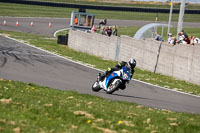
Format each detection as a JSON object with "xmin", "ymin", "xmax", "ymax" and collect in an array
[
  {"xmin": 154, "ymin": 30, "xmax": 200, "ymax": 45},
  {"xmin": 91, "ymin": 25, "xmax": 118, "ymax": 37},
  {"xmin": 167, "ymin": 30, "xmax": 200, "ymax": 45},
  {"xmin": 90, "ymin": 18, "xmax": 118, "ymax": 37},
  {"xmin": 101, "ymin": 25, "xmax": 118, "ymax": 37}
]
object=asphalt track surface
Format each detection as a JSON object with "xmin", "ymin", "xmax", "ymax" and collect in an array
[
  {"xmin": 0, "ymin": 17, "xmax": 200, "ymax": 114},
  {"xmin": 1, "ymin": 17, "xmax": 200, "ymax": 36}
]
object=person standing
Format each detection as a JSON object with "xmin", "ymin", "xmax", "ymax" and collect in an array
[
  {"xmin": 113, "ymin": 25, "xmax": 118, "ymax": 36},
  {"xmin": 106, "ymin": 26, "xmax": 112, "ymax": 37},
  {"xmin": 101, "ymin": 26, "xmax": 106, "ymax": 35},
  {"xmin": 74, "ymin": 16, "xmax": 78, "ymax": 25}
]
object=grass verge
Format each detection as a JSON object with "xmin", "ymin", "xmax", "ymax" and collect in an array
[
  {"xmin": 0, "ymin": 79, "xmax": 200, "ymax": 133},
  {"xmin": 0, "ymin": 30, "xmax": 200, "ymax": 96}
]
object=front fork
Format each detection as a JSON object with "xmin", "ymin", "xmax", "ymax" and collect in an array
[{"xmin": 106, "ymin": 79, "xmax": 121, "ymax": 91}]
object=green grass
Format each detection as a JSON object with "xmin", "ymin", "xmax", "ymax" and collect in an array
[
  {"xmin": 1, "ymin": 30, "xmax": 200, "ymax": 96},
  {"xmin": 0, "ymin": 3, "xmax": 200, "ymax": 22},
  {"xmin": 33, "ymin": 0, "xmax": 200, "ymax": 9},
  {"xmin": 55, "ymin": 29, "xmax": 69, "ymax": 37},
  {"xmin": 0, "ymin": 79, "xmax": 200, "ymax": 133}
]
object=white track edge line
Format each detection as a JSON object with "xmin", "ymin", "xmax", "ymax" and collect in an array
[
  {"xmin": 53, "ymin": 28, "xmax": 70, "ymax": 37},
  {"xmin": 1, "ymin": 33, "xmax": 200, "ymax": 98},
  {"xmin": 133, "ymin": 79, "xmax": 200, "ymax": 98}
]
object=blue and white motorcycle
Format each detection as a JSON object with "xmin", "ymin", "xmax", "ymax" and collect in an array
[{"xmin": 92, "ymin": 66, "xmax": 132, "ymax": 94}]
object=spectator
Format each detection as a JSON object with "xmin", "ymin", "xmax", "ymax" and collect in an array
[
  {"xmin": 194, "ymin": 36, "xmax": 200, "ymax": 44},
  {"xmin": 101, "ymin": 26, "xmax": 106, "ymax": 35},
  {"xmin": 181, "ymin": 30, "xmax": 188, "ymax": 39},
  {"xmin": 189, "ymin": 36, "xmax": 195, "ymax": 45},
  {"xmin": 154, "ymin": 32, "xmax": 162, "ymax": 41},
  {"xmin": 167, "ymin": 33, "xmax": 176, "ymax": 45},
  {"xmin": 99, "ymin": 18, "xmax": 107, "ymax": 28},
  {"xmin": 181, "ymin": 30, "xmax": 190, "ymax": 44},
  {"xmin": 189, "ymin": 36, "xmax": 200, "ymax": 45},
  {"xmin": 74, "ymin": 16, "xmax": 78, "ymax": 25},
  {"xmin": 176, "ymin": 32, "xmax": 185, "ymax": 44},
  {"xmin": 112, "ymin": 25, "xmax": 118, "ymax": 36},
  {"xmin": 91, "ymin": 25, "xmax": 97, "ymax": 33},
  {"xmin": 106, "ymin": 26, "xmax": 112, "ymax": 37},
  {"xmin": 176, "ymin": 31, "xmax": 190, "ymax": 44}
]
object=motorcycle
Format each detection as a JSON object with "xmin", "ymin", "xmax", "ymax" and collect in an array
[{"xmin": 92, "ymin": 66, "xmax": 132, "ymax": 94}]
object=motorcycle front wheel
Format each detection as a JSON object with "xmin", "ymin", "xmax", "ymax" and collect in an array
[
  {"xmin": 106, "ymin": 80, "xmax": 121, "ymax": 94},
  {"xmin": 92, "ymin": 81, "xmax": 101, "ymax": 92}
]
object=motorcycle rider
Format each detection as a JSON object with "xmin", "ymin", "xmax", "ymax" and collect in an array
[{"xmin": 98, "ymin": 58, "xmax": 136, "ymax": 81}]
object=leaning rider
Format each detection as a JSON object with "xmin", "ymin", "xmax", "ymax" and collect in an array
[{"xmin": 98, "ymin": 58, "xmax": 136, "ymax": 81}]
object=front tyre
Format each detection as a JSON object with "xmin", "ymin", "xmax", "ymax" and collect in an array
[
  {"xmin": 92, "ymin": 81, "xmax": 101, "ymax": 92},
  {"xmin": 106, "ymin": 80, "xmax": 121, "ymax": 94}
]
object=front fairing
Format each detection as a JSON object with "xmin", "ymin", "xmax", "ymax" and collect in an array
[
  {"xmin": 121, "ymin": 67, "xmax": 131, "ymax": 81},
  {"xmin": 105, "ymin": 72, "xmax": 119, "ymax": 87},
  {"xmin": 104, "ymin": 67, "xmax": 131, "ymax": 88}
]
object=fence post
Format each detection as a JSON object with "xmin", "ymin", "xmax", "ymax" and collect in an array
[{"xmin": 177, "ymin": 0, "xmax": 186, "ymax": 39}]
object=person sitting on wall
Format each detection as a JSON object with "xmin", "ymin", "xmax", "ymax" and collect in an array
[
  {"xmin": 189, "ymin": 36, "xmax": 200, "ymax": 45},
  {"xmin": 182, "ymin": 30, "xmax": 190, "ymax": 44},
  {"xmin": 176, "ymin": 30, "xmax": 190, "ymax": 44},
  {"xmin": 193, "ymin": 36, "xmax": 200, "ymax": 44},
  {"xmin": 167, "ymin": 33, "xmax": 176, "ymax": 45},
  {"xmin": 181, "ymin": 30, "xmax": 188, "ymax": 40},
  {"xmin": 91, "ymin": 25, "xmax": 97, "ymax": 33},
  {"xmin": 176, "ymin": 31, "xmax": 190, "ymax": 44},
  {"xmin": 113, "ymin": 25, "xmax": 118, "ymax": 36},
  {"xmin": 176, "ymin": 32, "xmax": 185, "ymax": 44},
  {"xmin": 154, "ymin": 32, "xmax": 163, "ymax": 41}
]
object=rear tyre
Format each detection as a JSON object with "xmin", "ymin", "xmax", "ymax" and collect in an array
[
  {"xmin": 92, "ymin": 81, "xmax": 101, "ymax": 92},
  {"xmin": 106, "ymin": 80, "xmax": 121, "ymax": 94}
]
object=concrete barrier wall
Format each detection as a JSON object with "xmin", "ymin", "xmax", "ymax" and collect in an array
[
  {"xmin": 119, "ymin": 35, "xmax": 200, "ymax": 84},
  {"xmin": 68, "ymin": 30, "xmax": 118, "ymax": 60},
  {"xmin": 68, "ymin": 30, "xmax": 200, "ymax": 85},
  {"xmin": 119, "ymin": 35, "xmax": 161, "ymax": 72}
]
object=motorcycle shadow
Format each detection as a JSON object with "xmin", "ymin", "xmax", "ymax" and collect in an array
[{"xmin": 98, "ymin": 91, "xmax": 152, "ymax": 101}]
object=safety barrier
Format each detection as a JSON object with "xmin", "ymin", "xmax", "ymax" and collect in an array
[{"xmin": 68, "ymin": 29, "xmax": 200, "ymax": 85}]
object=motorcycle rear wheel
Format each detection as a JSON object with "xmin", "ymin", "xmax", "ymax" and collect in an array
[{"xmin": 92, "ymin": 81, "xmax": 101, "ymax": 92}]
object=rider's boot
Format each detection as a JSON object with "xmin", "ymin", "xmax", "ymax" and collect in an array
[
  {"xmin": 97, "ymin": 73, "xmax": 101, "ymax": 82},
  {"xmin": 98, "ymin": 73, "xmax": 106, "ymax": 82}
]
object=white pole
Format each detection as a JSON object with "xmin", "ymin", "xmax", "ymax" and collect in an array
[
  {"xmin": 177, "ymin": 0, "xmax": 186, "ymax": 39},
  {"xmin": 167, "ymin": 0, "xmax": 173, "ymax": 36}
]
